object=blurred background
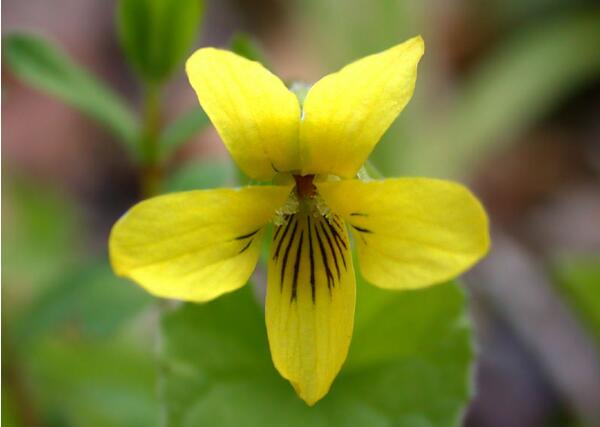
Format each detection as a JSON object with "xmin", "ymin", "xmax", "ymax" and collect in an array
[{"xmin": 2, "ymin": 0, "xmax": 600, "ymax": 426}]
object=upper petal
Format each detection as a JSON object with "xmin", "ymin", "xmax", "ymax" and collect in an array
[
  {"xmin": 266, "ymin": 212, "xmax": 355, "ymax": 405},
  {"xmin": 299, "ymin": 36, "xmax": 424, "ymax": 178},
  {"xmin": 318, "ymin": 178, "xmax": 489, "ymax": 289},
  {"xmin": 109, "ymin": 185, "xmax": 291, "ymax": 302},
  {"xmin": 186, "ymin": 48, "xmax": 301, "ymax": 180}
]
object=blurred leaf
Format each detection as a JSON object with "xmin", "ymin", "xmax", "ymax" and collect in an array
[
  {"xmin": 2, "ymin": 178, "xmax": 80, "ymax": 316},
  {"xmin": 230, "ymin": 33, "xmax": 269, "ymax": 64},
  {"xmin": 163, "ymin": 158, "xmax": 234, "ymax": 193},
  {"xmin": 159, "ymin": 107, "xmax": 209, "ymax": 159},
  {"xmin": 117, "ymin": 0, "xmax": 204, "ymax": 83},
  {"xmin": 1, "ymin": 387, "xmax": 19, "ymax": 427},
  {"xmin": 483, "ymin": 0, "xmax": 585, "ymax": 27},
  {"xmin": 160, "ymin": 279, "xmax": 473, "ymax": 426},
  {"xmin": 555, "ymin": 256, "xmax": 600, "ymax": 343},
  {"xmin": 402, "ymin": 9, "xmax": 600, "ymax": 177},
  {"xmin": 25, "ymin": 337, "xmax": 157, "ymax": 427},
  {"xmin": 3, "ymin": 33, "xmax": 138, "ymax": 154},
  {"xmin": 13, "ymin": 259, "xmax": 153, "ymax": 345},
  {"xmin": 163, "ymin": 151, "xmax": 273, "ymax": 204}
]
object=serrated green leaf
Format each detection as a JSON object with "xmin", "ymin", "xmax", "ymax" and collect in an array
[
  {"xmin": 3, "ymin": 33, "xmax": 138, "ymax": 153},
  {"xmin": 159, "ymin": 107, "xmax": 209, "ymax": 159},
  {"xmin": 117, "ymin": 0, "xmax": 204, "ymax": 83},
  {"xmin": 160, "ymin": 279, "xmax": 473, "ymax": 426}
]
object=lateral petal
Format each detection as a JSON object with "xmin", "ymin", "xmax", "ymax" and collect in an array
[
  {"xmin": 318, "ymin": 178, "xmax": 489, "ymax": 289},
  {"xmin": 109, "ymin": 185, "xmax": 291, "ymax": 302},
  {"xmin": 299, "ymin": 36, "xmax": 424, "ymax": 177},
  {"xmin": 186, "ymin": 48, "xmax": 301, "ymax": 180},
  {"xmin": 266, "ymin": 212, "xmax": 355, "ymax": 405}
]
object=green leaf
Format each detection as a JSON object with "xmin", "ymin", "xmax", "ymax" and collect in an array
[
  {"xmin": 160, "ymin": 280, "xmax": 473, "ymax": 426},
  {"xmin": 162, "ymin": 157, "xmax": 235, "ymax": 193},
  {"xmin": 230, "ymin": 33, "xmax": 269, "ymax": 64},
  {"xmin": 3, "ymin": 33, "xmax": 138, "ymax": 153},
  {"xmin": 117, "ymin": 0, "xmax": 204, "ymax": 83},
  {"xmin": 159, "ymin": 107, "xmax": 210, "ymax": 159},
  {"xmin": 12, "ymin": 259, "xmax": 154, "ymax": 346},
  {"xmin": 554, "ymin": 256, "xmax": 600, "ymax": 343},
  {"xmin": 1, "ymin": 387, "xmax": 19, "ymax": 427},
  {"xmin": 25, "ymin": 338, "xmax": 157, "ymax": 427},
  {"xmin": 2, "ymin": 178, "xmax": 81, "ymax": 320}
]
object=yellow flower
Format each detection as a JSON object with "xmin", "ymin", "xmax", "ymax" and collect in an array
[{"xmin": 109, "ymin": 36, "xmax": 489, "ymax": 405}]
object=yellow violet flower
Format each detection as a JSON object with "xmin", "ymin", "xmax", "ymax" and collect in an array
[{"xmin": 109, "ymin": 36, "xmax": 489, "ymax": 405}]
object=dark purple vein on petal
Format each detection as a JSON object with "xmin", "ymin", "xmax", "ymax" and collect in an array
[
  {"xmin": 273, "ymin": 216, "xmax": 295, "ymax": 260},
  {"xmin": 290, "ymin": 230, "xmax": 304, "ymax": 303},
  {"xmin": 307, "ymin": 216, "xmax": 316, "ymax": 304},
  {"xmin": 315, "ymin": 220, "xmax": 335, "ymax": 293},
  {"xmin": 320, "ymin": 222, "xmax": 341, "ymax": 280},
  {"xmin": 235, "ymin": 228, "xmax": 260, "ymax": 240},
  {"xmin": 324, "ymin": 220, "xmax": 348, "ymax": 271},
  {"xmin": 238, "ymin": 238, "xmax": 253, "ymax": 254},
  {"xmin": 280, "ymin": 219, "xmax": 298, "ymax": 291}
]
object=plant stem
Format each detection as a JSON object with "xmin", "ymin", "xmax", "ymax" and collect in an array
[{"xmin": 140, "ymin": 82, "xmax": 162, "ymax": 198}]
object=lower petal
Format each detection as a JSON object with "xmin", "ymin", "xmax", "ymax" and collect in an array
[
  {"xmin": 318, "ymin": 178, "xmax": 489, "ymax": 290},
  {"xmin": 109, "ymin": 185, "xmax": 291, "ymax": 302},
  {"xmin": 266, "ymin": 212, "xmax": 355, "ymax": 405}
]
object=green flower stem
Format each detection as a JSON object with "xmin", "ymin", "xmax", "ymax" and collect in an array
[{"xmin": 140, "ymin": 82, "xmax": 162, "ymax": 198}]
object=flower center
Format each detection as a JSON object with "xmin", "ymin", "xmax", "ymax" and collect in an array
[
  {"xmin": 293, "ymin": 174, "xmax": 317, "ymax": 199},
  {"xmin": 274, "ymin": 174, "xmax": 332, "ymax": 226}
]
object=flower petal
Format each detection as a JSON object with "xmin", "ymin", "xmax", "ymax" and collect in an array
[
  {"xmin": 318, "ymin": 178, "xmax": 489, "ymax": 289},
  {"xmin": 110, "ymin": 185, "xmax": 291, "ymax": 302},
  {"xmin": 299, "ymin": 36, "xmax": 424, "ymax": 178},
  {"xmin": 266, "ymin": 212, "xmax": 355, "ymax": 405},
  {"xmin": 186, "ymin": 48, "xmax": 301, "ymax": 180}
]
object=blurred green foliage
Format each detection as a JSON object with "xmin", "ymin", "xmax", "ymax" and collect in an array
[
  {"xmin": 555, "ymin": 257, "xmax": 600, "ymax": 344},
  {"xmin": 160, "ymin": 280, "xmax": 472, "ymax": 427},
  {"xmin": 230, "ymin": 33, "xmax": 270, "ymax": 65},
  {"xmin": 3, "ymin": 34, "xmax": 138, "ymax": 154},
  {"xmin": 13, "ymin": 260, "xmax": 153, "ymax": 346},
  {"xmin": 24, "ymin": 337, "xmax": 157, "ymax": 427},
  {"xmin": 2, "ymin": 179, "xmax": 79, "ymax": 297},
  {"xmin": 3, "ymin": 1, "xmax": 208, "ymax": 163},
  {"xmin": 2, "ymin": 178, "xmax": 155, "ymax": 427},
  {"xmin": 159, "ymin": 107, "xmax": 209, "ymax": 159},
  {"xmin": 405, "ymin": 9, "xmax": 600, "ymax": 178},
  {"xmin": 163, "ymin": 158, "xmax": 235, "ymax": 193},
  {"xmin": 117, "ymin": 0, "xmax": 204, "ymax": 83}
]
